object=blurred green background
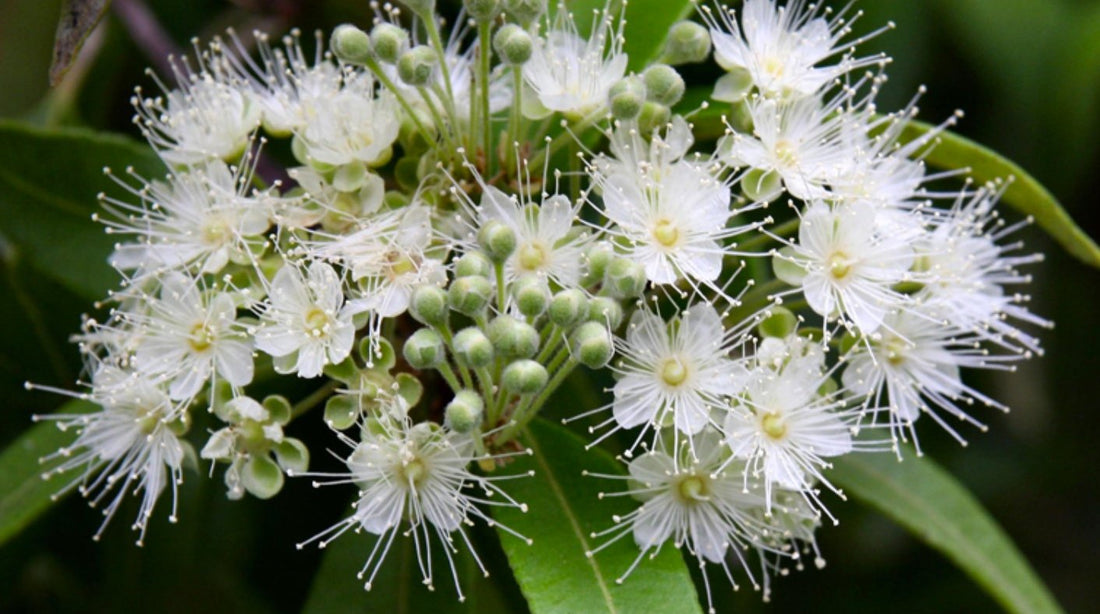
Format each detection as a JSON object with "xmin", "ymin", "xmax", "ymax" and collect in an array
[{"xmin": 1, "ymin": 0, "xmax": 1097, "ymax": 612}]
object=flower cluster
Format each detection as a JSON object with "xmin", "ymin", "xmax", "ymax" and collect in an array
[{"xmin": 28, "ymin": 0, "xmax": 1048, "ymax": 608}]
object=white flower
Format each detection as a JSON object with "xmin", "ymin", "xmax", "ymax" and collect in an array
[
  {"xmin": 254, "ymin": 261, "xmax": 356, "ymax": 378},
  {"xmin": 100, "ymin": 159, "xmax": 272, "ymax": 279},
  {"xmin": 295, "ymin": 71, "xmax": 400, "ymax": 168},
  {"xmin": 776, "ymin": 200, "xmax": 916, "ymax": 334},
  {"xmin": 296, "ymin": 417, "xmax": 528, "ymax": 600},
  {"xmin": 522, "ymin": 3, "xmax": 627, "ymax": 118},
  {"xmin": 702, "ymin": 0, "xmax": 889, "ymax": 100},
  {"xmin": 131, "ymin": 274, "xmax": 254, "ymax": 400},
  {"xmin": 591, "ymin": 118, "xmax": 756, "ymax": 287},
  {"xmin": 35, "ymin": 366, "xmax": 188, "ymax": 545},
  {"xmin": 248, "ymin": 30, "xmax": 346, "ymax": 136},
  {"xmin": 602, "ymin": 305, "xmax": 746, "ymax": 454}
]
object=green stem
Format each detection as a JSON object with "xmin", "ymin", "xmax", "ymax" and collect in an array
[
  {"xmin": 436, "ymin": 360, "xmax": 464, "ymax": 393},
  {"xmin": 362, "ymin": 56, "xmax": 433, "ymax": 144},
  {"xmin": 736, "ymin": 217, "xmax": 800, "ymax": 253},
  {"xmin": 290, "ymin": 380, "xmax": 341, "ymax": 419},
  {"xmin": 478, "ymin": 21, "xmax": 493, "ymax": 175},
  {"xmin": 510, "ymin": 66, "xmax": 523, "ymax": 157}
]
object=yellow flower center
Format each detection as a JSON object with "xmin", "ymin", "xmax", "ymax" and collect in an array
[
  {"xmin": 188, "ymin": 322, "xmax": 215, "ymax": 352},
  {"xmin": 660, "ymin": 358, "xmax": 689, "ymax": 387},
  {"xmin": 827, "ymin": 251, "xmax": 853, "ymax": 280},
  {"xmin": 761, "ymin": 412, "xmax": 788, "ymax": 440},
  {"xmin": 675, "ymin": 474, "xmax": 711, "ymax": 504},
  {"xmin": 518, "ymin": 242, "xmax": 548, "ymax": 271},
  {"xmin": 652, "ymin": 219, "xmax": 681, "ymax": 248},
  {"xmin": 304, "ymin": 307, "xmax": 330, "ymax": 336}
]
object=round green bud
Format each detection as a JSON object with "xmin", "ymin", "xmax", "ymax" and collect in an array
[
  {"xmin": 370, "ymin": 23, "xmax": 409, "ymax": 64},
  {"xmin": 582, "ymin": 242, "xmax": 615, "ymax": 286},
  {"xmin": 603, "ymin": 257, "xmax": 647, "ymax": 299},
  {"xmin": 758, "ymin": 306, "xmax": 798, "ymax": 339},
  {"xmin": 455, "ymin": 251, "xmax": 494, "ymax": 278},
  {"xmin": 713, "ymin": 67, "xmax": 754, "ymax": 103},
  {"xmin": 548, "ymin": 289, "xmax": 589, "ymax": 328},
  {"xmin": 503, "ymin": 0, "xmax": 544, "ymax": 25},
  {"xmin": 448, "ymin": 275, "xmax": 494, "ymax": 316},
  {"xmin": 409, "ymin": 285, "xmax": 448, "ymax": 326},
  {"xmin": 637, "ymin": 101, "xmax": 671, "ymax": 136},
  {"xmin": 331, "ymin": 24, "xmax": 373, "ymax": 65},
  {"xmin": 445, "ymin": 390, "xmax": 484, "ymax": 433},
  {"xmin": 397, "ymin": 45, "xmax": 438, "ymax": 87},
  {"xmin": 453, "ymin": 327, "xmax": 494, "ymax": 367},
  {"xmin": 502, "ymin": 359, "xmax": 548, "ymax": 394},
  {"xmin": 403, "ymin": 328, "xmax": 445, "ymax": 369},
  {"xmin": 742, "ymin": 168, "xmax": 784, "ymax": 203},
  {"xmin": 398, "ymin": 0, "xmax": 436, "ymax": 17},
  {"xmin": 493, "ymin": 24, "xmax": 533, "ymax": 65},
  {"xmin": 571, "ymin": 322, "xmax": 614, "ymax": 369},
  {"xmin": 464, "ymin": 0, "xmax": 501, "ymax": 21},
  {"xmin": 642, "ymin": 64, "xmax": 685, "ymax": 106},
  {"xmin": 488, "ymin": 316, "xmax": 539, "ymax": 359},
  {"xmin": 478, "ymin": 219, "xmax": 517, "ymax": 263},
  {"xmin": 608, "ymin": 76, "xmax": 647, "ymax": 120},
  {"xmin": 512, "ymin": 275, "xmax": 550, "ymax": 318},
  {"xmin": 587, "ymin": 296, "xmax": 623, "ymax": 329},
  {"xmin": 663, "ymin": 21, "xmax": 711, "ymax": 65}
]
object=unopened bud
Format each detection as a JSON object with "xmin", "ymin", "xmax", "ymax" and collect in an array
[
  {"xmin": 403, "ymin": 328, "xmax": 445, "ymax": 369},
  {"xmin": 572, "ymin": 321, "xmax": 614, "ymax": 369},
  {"xmin": 493, "ymin": 24, "xmax": 533, "ymax": 65},
  {"xmin": 742, "ymin": 168, "xmax": 783, "ymax": 202},
  {"xmin": 331, "ymin": 24, "xmax": 373, "ymax": 65},
  {"xmin": 478, "ymin": 219, "xmax": 517, "ymax": 263},
  {"xmin": 453, "ymin": 327, "xmax": 494, "ymax": 368},
  {"xmin": 398, "ymin": 0, "xmax": 436, "ymax": 17},
  {"xmin": 587, "ymin": 296, "xmax": 623, "ymax": 329},
  {"xmin": 637, "ymin": 101, "xmax": 671, "ymax": 135},
  {"xmin": 603, "ymin": 257, "xmax": 647, "ymax": 299},
  {"xmin": 455, "ymin": 251, "xmax": 494, "ymax": 278},
  {"xmin": 502, "ymin": 359, "xmax": 548, "ymax": 394},
  {"xmin": 758, "ymin": 306, "xmax": 798, "ymax": 338},
  {"xmin": 608, "ymin": 76, "xmax": 646, "ymax": 120},
  {"xmin": 663, "ymin": 21, "xmax": 711, "ymax": 65},
  {"xmin": 582, "ymin": 242, "xmax": 615, "ymax": 285},
  {"xmin": 465, "ymin": 0, "xmax": 501, "ymax": 21},
  {"xmin": 370, "ymin": 23, "xmax": 409, "ymax": 64},
  {"xmin": 449, "ymin": 275, "xmax": 493, "ymax": 316},
  {"xmin": 548, "ymin": 289, "xmax": 588, "ymax": 328},
  {"xmin": 398, "ymin": 46, "xmax": 437, "ymax": 87},
  {"xmin": 488, "ymin": 315, "xmax": 539, "ymax": 359},
  {"xmin": 643, "ymin": 64, "xmax": 685, "ymax": 106},
  {"xmin": 445, "ymin": 390, "xmax": 485, "ymax": 433},
  {"xmin": 409, "ymin": 285, "xmax": 448, "ymax": 326},
  {"xmin": 503, "ymin": 0, "xmax": 545, "ymax": 25},
  {"xmin": 513, "ymin": 275, "xmax": 550, "ymax": 317}
]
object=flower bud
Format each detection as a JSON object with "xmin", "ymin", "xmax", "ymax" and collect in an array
[
  {"xmin": 587, "ymin": 296, "xmax": 623, "ymax": 329},
  {"xmin": 502, "ymin": 359, "xmax": 549, "ymax": 394},
  {"xmin": 331, "ymin": 24, "xmax": 373, "ymax": 65},
  {"xmin": 663, "ymin": 21, "xmax": 711, "ymax": 65},
  {"xmin": 445, "ymin": 390, "xmax": 485, "ymax": 433},
  {"xmin": 637, "ymin": 101, "xmax": 671, "ymax": 136},
  {"xmin": 503, "ymin": 0, "xmax": 545, "ymax": 25},
  {"xmin": 455, "ymin": 251, "xmax": 494, "ymax": 278},
  {"xmin": 464, "ymin": 0, "xmax": 501, "ymax": 22},
  {"xmin": 409, "ymin": 285, "xmax": 448, "ymax": 326},
  {"xmin": 513, "ymin": 275, "xmax": 550, "ymax": 317},
  {"xmin": 478, "ymin": 219, "xmax": 517, "ymax": 263},
  {"xmin": 603, "ymin": 257, "xmax": 647, "ymax": 299},
  {"xmin": 742, "ymin": 168, "xmax": 783, "ymax": 202},
  {"xmin": 571, "ymin": 321, "xmax": 614, "ymax": 369},
  {"xmin": 643, "ymin": 64, "xmax": 685, "ymax": 106},
  {"xmin": 713, "ymin": 67, "xmax": 754, "ymax": 103},
  {"xmin": 488, "ymin": 315, "xmax": 539, "ymax": 359},
  {"xmin": 582, "ymin": 242, "xmax": 615, "ymax": 286},
  {"xmin": 403, "ymin": 328, "xmax": 445, "ymax": 369},
  {"xmin": 548, "ymin": 289, "xmax": 588, "ymax": 328},
  {"xmin": 398, "ymin": 46, "xmax": 438, "ymax": 87},
  {"xmin": 453, "ymin": 327, "xmax": 494, "ymax": 367},
  {"xmin": 758, "ymin": 306, "xmax": 798, "ymax": 338},
  {"xmin": 370, "ymin": 23, "xmax": 409, "ymax": 64},
  {"xmin": 493, "ymin": 24, "xmax": 534, "ymax": 65},
  {"xmin": 608, "ymin": 76, "xmax": 646, "ymax": 120},
  {"xmin": 449, "ymin": 275, "xmax": 494, "ymax": 316},
  {"xmin": 398, "ymin": 0, "xmax": 435, "ymax": 18}
]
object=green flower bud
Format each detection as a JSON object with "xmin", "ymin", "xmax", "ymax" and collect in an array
[
  {"xmin": 455, "ymin": 251, "xmax": 494, "ymax": 278},
  {"xmin": 331, "ymin": 24, "xmax": 373, "ymax": 65},
  {"xmin": 643, "ymin": 64, "xmax": 685, "ymax": 106},
  {"xmin": 398, "ymin": 0, "xmax": 436, "ymax": 18},
  {"xmin": 493, "ymin": 24, "xmax": 534, "ymax": 65},
  {"xmin": 603, "ymin": 257, "xmax": 647, "ymax": 299},
  {"xmin": 370, "ymin": 23, "xmax": 409, "ymax": 64},
  {"xmin": 241, "ymin": 454, "xmax": 284, "ymax": 500},
  {"xmin": 663, "ymin": 21, "xmax": 711, "ymax": 65},
  {"xmin": 572, "ymin": 321, "xmax": 614, "ymax": 369},
  {"xmin": 637, "ymin": 101, "xmax": 671, "ymax": 135},
  {"xmin": 449, "ymin": 275, "xmax": 494, "ymax": 316},
  {"xmin": 582, "ymin": 242, "xmax": 615, "ymax": 285},
  {"xmin": 454, "ymin": 327, "xmax": 495, "ymax": 367},
  {"xmin": 403, "ymin": 328, "xmax": 445, "ymax": 369},
  {"xmin": 409, "ymin": 285, "xmax": 448, "ymax": 326},
  {"xmin": 503, "ymin": 0, "xmax": 544, "ymax": 25},
  {"xmin": 587, "ymin": 296, "xmax": 624, "ymax": 329},
  {"xmin": 742, "ymin": 168, "xmax": 783, "ymax": 202},
  {"xmin": 513, "ymin": 275, "xmax": 550, "ymax": 317},
  {"xmin": 548, "ymin": 289, "xmax": 589, "ymax": 328},
  {"xmin": 488, "ymin": 315, "xmax": 539, "ymax": 359},
  {"xmin": 758, "ymin": 306, "xmax": 798, "ymax": 338},
  {"xmin": 608, "ymin": 76, "xmax": 647, "ymax": 120},
  {"xmin": 464, "ymin": 0, "xmax": 501, "ymax": 21},
  {"xmin": 445, "ymin": 390, "xmax": 485, "ymax": 433},
  {"xmin": 713, "ymin": 67, "xmax": 754, "ymax": 103},
  {"xmin": 398, "ymin": 46, "xmax": 438, "ymax": 87},
  {"xmin": 502, "ymin": 359, "xmax": 549, "ymax": 394},
  {"xmin": 478, "ymin": 219, "xmax": 517, "ymax": 263}
]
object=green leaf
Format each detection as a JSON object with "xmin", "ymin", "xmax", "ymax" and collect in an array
[
  {"xmin": 490, "ymin": 418, "xmax": 702, "ymax": 614},
  {"xmin": 898, "ymin": 119, "xmax": 1100, "ymax": 269},
  {"xmin": 0, "ymin": 399, "xmax": 91, "ymax": 547},
  {"xmin": 0, "ymin": 120, "xmax": 164, "ymax": 301},
  {"xmin": 551, "ymin": 0, "xmax": 694, "ymax": 72},
  {"xmin": 830, "ymin": 451, "xmax": 1063, "ymax": 614}
]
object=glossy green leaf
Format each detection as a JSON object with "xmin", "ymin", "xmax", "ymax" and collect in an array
[
  {"xmin": 0, "ymin": 399, "xmax": 91, "ymax": 547},
  {"xmin": 830, "ymin": 451, "xmax": 1063, "ymax": 614},
  {"xmin": 491, "ymin": 418, "xmax": 702, "ymax": 614},
  {"xmin": 0, "ymin": 120, "xmax": 164, "ymax": 301},
  {"xmin": 897, "ymin": 118, "xmax": 1100, "ymax": 269},
  {"xmin": 552, "ymin": 0, "xmax": 694, "ymax": 72}
]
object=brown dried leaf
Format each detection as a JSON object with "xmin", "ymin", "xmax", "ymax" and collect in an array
[{"xmin": 48, "ymin": 0, "xmax": 111, "ymax": 86}]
